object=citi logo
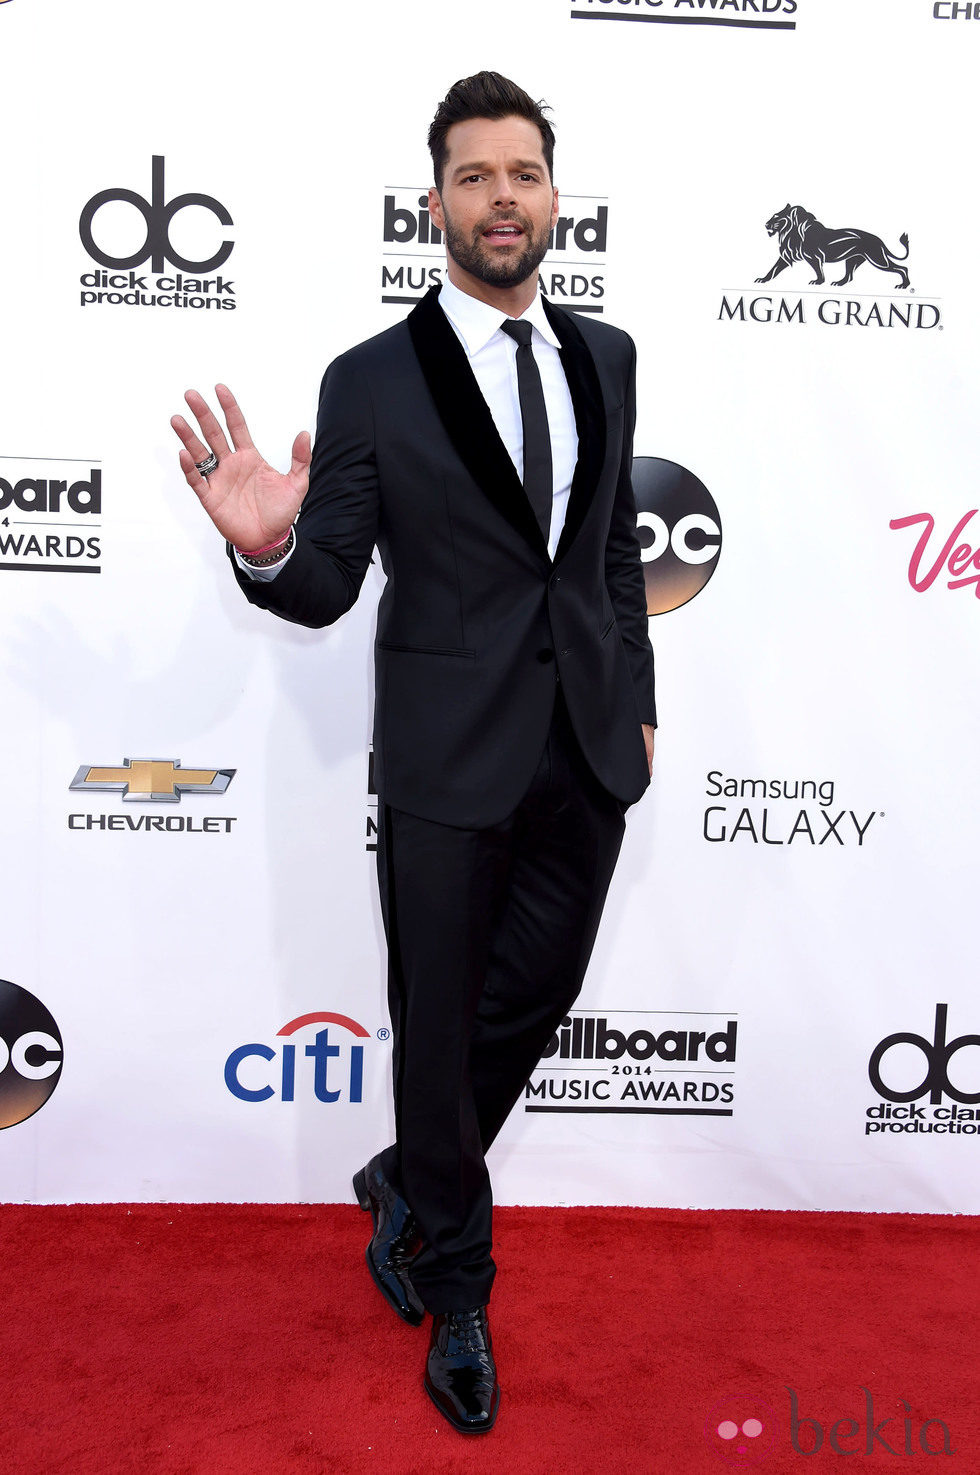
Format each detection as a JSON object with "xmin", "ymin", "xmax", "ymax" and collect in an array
[
  {"xmin": 224, "ymin": 1011, "xmax": 375, "ymax": 1104},
  {"xmin": 541, "ymin": 1013, "xmax": 736, "ymax": 1063}
]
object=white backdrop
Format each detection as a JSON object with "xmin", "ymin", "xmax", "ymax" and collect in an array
[{"xmin": 1, "ymin": 0, "xmax": 978, "ymax": 1211}]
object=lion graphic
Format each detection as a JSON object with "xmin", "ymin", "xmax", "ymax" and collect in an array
[{"xmin": 756, "ymin": 205, "xmax": 911, "ymax": 290}]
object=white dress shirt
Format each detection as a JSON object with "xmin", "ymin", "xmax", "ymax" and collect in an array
[
  {"xmin": 437, "ymin": 278, "xmax": 578, "ymax": 560},
  {"xmin": 239, "ymin": 279, "xmax": 579, "ymax": 580}
]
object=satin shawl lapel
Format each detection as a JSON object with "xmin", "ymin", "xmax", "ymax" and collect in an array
[
  {"xmin": 407, "ymin": 287, "xmax": 547, "ymax": 557},
  {"xmin": 541, "ymin": 298, "xmax": 607, "ymax": 562}
]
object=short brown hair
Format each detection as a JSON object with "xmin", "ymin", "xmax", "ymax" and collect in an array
[{"xmin": 428, "ymin": 71, "xmax": 555, "ymax": 192}]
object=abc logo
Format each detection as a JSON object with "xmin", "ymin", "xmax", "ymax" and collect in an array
[
  {"xmin": 0, "ymin": 980, "xmax": 64, "ymax": 1129},
  {"xmin": 79, "ymin": 156, "xmax": 233, "ymax": 274},
  {"xmin": 632, "ymin": 457, "xmax": 722, "ymax": 615}
]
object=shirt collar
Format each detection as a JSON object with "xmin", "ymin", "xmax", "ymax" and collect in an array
[{"xmin": 438, "ymin": 276, "xmax": 562, "ymax": 358}]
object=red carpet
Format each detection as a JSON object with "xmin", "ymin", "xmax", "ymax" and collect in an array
[{"xmin": 0, "ymin": 1204, "xmax": 977, "ymax": 1472}]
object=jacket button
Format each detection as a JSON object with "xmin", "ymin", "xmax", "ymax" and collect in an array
[
  {"xmin": 550, "ymin": 575, "xmax": 562, "ymax": 589},
  {"xmin": 536, "ymin": 648, "xmax": 555, "ymax": 664}
]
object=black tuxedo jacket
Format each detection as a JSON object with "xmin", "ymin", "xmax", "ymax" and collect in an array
[{"xmin": 233, "ymin": 286, "xmax": 656, "ymax": 828}]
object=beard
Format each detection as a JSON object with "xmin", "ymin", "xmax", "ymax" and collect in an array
[{"xmin": 442, "ymin": 208, "xmax": 551, "ymax": 289}]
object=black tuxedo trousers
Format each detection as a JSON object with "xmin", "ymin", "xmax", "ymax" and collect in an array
[
  {"xmin": 232, "ymin": 288, "xmax": 656, "ymax": 1310},
  {"xmin": 376, "ymin": 689, "xmax": 625, "ymax": 1311}
]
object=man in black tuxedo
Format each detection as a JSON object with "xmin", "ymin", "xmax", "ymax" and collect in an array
[{"xmin": 171, "ymin": 71, "xmax": 655, "ymax": 1434}]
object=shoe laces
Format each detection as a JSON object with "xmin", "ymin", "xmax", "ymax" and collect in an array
[{"xmin": 446, "ymin": 1309, "xmax": 487, "ymax": 1356}]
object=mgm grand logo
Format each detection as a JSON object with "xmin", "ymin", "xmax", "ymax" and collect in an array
[{"xmin": 719, "ymin": 202, "xmax": 941, "ymax": 330}]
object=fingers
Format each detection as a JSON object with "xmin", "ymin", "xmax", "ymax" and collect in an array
[
  {"xmin": 183, "ymin": 388, "xmax": 233, "ymax": 460},
  {"xmin": 215, "ymin": 383, "xmax": 256, "ymax": 452},
  {"xmin": 177, "ymin": 446, "xmax": 209, "ymax": 488},
  {"xmin": 289, "ymin": 430, "xmax": 312, "ymax": 481},
  {"xmin": 176, "ymin": 446, "xmax": 211, "ymax": 499},
  {"xmin": 170, "ymin": 410, "xmax": 213, "ymax": 469}
]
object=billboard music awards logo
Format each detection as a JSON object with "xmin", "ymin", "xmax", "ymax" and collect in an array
[
  {"xmin": 0, "ymin": 457, "xmax": 102, "ymax": 573},
  {"xmin": 225, "ymin": 1011, "xmax": 385, "ymax": 1105},
  {"xmin": 0, "ymin": 980, "xmax": 63, "ymax": 1130},
  {"xmin": 68, "ymin": 758, "xmax": 237, "ymax": 834},
  {"xmin": 632, "ymin": 457, "xmax": 722, "ymax": 615},
  {"xmin": 381, "ymin": 187, "xmax": 608, "ymax": 312},
  {"xmin": 890, "ymin": 509, "xmax": 980, "ymax": 600},
  {"xmin": 703, "ymin": 770, "xmax": 881, "ymax": 847},
  {"xmin": 718, "ymin": 203, "xmax": 942, "ymax": 331},
  {"xmin": 366, "ymin": 749, "xmax": 378, "ymax": 853},
  {"xmin": 78, "ymin": 156, "xmax": 236, "ymax": 314},
  {"xmin": 865, "ymin": 1003, "xmax": 980, "ymax": 1140},
  {"xmin": 524, "ymin": 1009, "xmax": 736, "ymax": 1115},
  {"xmin": 569, "ymin": 0, "xmax": 798, "ymax": 29}
]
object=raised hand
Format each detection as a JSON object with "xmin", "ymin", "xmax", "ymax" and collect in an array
[{"xmin": 171, "ymin": 384, "xmax": 311, "ymax": 553}]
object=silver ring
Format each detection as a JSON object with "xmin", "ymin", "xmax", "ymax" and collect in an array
[{"xmin": 194, "ymin": 451, "xmax": 219, "ymax": 477}]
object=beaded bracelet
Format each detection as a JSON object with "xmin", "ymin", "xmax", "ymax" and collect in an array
[{"xmin": 237, "ymin": 528, "xmax": 295, "ymax": 567}]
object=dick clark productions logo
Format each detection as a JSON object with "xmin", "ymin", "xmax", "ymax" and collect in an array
[
  {"xmin": 870, "ymin": 1003, "xmax": 979, "ymax": 1104},
  {"xmin": 0, "ymin": 980, "xmax": 63, "ymax": 1129},
  {"xmin": 78, "ymin": 156, "xmax": 236, "ymax": 312},
  {"xmin": 866, "ymin": 1003, "xmax": 980, "ymax": 1139}
]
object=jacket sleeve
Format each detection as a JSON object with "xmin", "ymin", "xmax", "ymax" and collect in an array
[
  {"xmin": 228, "ymin": 354, "xmax": 379, "ymax": 630},
  {"xmin": 604, "ymin": 335, "xmax": 657, "ymax": 727}
]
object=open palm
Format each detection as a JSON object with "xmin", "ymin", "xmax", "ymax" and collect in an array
[{"xmin": 171, "ymin": 384, "xmax": 311, "ymax": 553}]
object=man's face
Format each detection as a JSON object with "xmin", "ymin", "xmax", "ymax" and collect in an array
[{"xmin": 428, "ymin": 116, "xmax": 559, "ymax": 294}]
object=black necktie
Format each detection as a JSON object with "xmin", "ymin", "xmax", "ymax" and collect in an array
[{"xmin": 500, "ymin": 318, "xmax": 553, "ymax": 545}]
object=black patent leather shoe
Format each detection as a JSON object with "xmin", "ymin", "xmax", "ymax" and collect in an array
[
  {"xmin": 424, "ymin": 1306, "xmax": 500, "ymax": 1433},
  {"xmin": 352, "ymin": 1154, "xmax": 425, "ymax": 1327}
]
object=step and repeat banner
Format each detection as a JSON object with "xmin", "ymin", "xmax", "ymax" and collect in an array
[{"xmin": 1, "ymin": 0, "xmax": 977, "ymax": 1211}]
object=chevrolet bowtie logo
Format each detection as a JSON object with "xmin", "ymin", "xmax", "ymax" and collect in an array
[{"xmin": 69, "ymin": 758, "xmax": 235, "ymax": 803}]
